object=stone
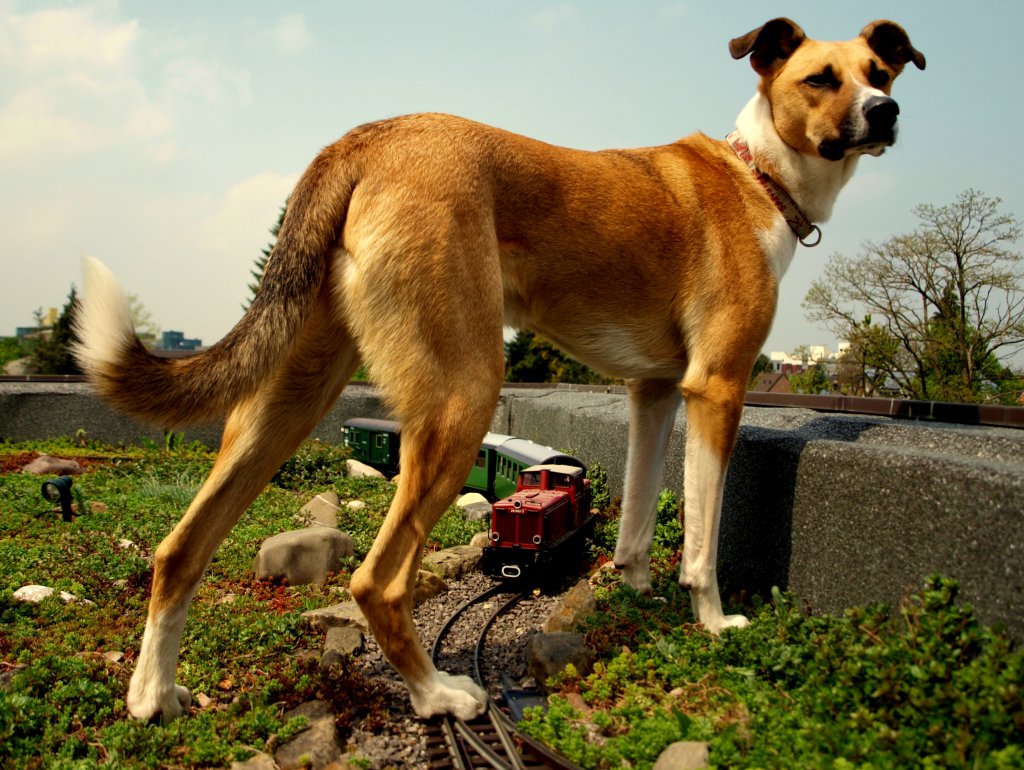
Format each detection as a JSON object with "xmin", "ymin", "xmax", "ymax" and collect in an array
[
  {"xmin": 413, "ymin": 569, "xmax": 447, "ymax": 605},
  {"xmin": 12, "ymin": 584, "xmax": 94, "ymax": 606},
  {"xmin": 526, "ymin": 632, "xmax": 592, "ymax": 689},
  {"xmin": 421, "ymin": 545, "xmax": 482, "ymax": 580},
  {"xmin": 652, "ymin": 741, "xmax": 710, "ymax": 770},
  {"xmin": 254, "ymin": 529, "xmax": 354, "ymax": 586},
  {"xmin": 468, "ymin": 530, "xmax": 491, "ymax": 549},
  {"xmin": 346, "ymin": 499, "xmax": 367, "ymax": 510},
  {"xmin": 345, "ymin": 459, "xmax": 384, "ymax": 479},
  {"xmin": 319, "ymin": 626, "xmax": 364, "ymax": 670},
  {"xmin": 230, "ymin": 751, "xmax": 277, "ymax": 770},
  {"xmin": 542, "ymin": 579, "xmax": 596, "ymax": 633},
  {"xmin": 71, "ymin": 501, "xmax": 108, "ymax": 514},
  {"xmin": 13, "ymin": 585, "xmax": 55, "ymax": 603},
  {"xmin": 301, "ymin": 492, "xmax": 341, "ymax": 528},
  {"xmin": 302, "ymin": 600, "xmax": 368, "ymax": 633},
  {"xmin": 456, "ymin": 492, "xmax": 492, "ymax": 521},
  {"xmin": 275, "ymin": 700, "xmax": 344, "ymax": 770},
  {"xmin": 22, "ymin": 455, "xmax": 84, "ymax": 476}
]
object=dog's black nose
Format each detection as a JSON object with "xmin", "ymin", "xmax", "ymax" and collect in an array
[{"xmin": 864, "ymin": 95, "xmax": 899, "ymax": 130}]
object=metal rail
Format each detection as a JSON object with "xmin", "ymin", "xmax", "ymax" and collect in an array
[{"xmin": 427, "ymin": 582, "xmax": 583, "ymax": 770}]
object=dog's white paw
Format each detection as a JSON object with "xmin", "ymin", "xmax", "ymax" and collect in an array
[
  {"xmin": 616, "ymin": 562, "xmax": 653, "ymax": 594},
  {"xmin": 409, "ymin": 671, "xmax": 488, "ymax": 720},
  {"xmin": 126, "ymin": 683, "xmax": 192, "ymax": 723},
  {"xmin": 702, "ymin": 613, "xmax": 750, "ymax": 635}
]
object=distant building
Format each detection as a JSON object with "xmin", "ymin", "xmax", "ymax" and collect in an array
[
  {"xmin": 750, "ymin": 373, "xmax": 793, "ymax": 393},
  {"xmin": 159, "ymin": 330, "xmax": 202, "ymax": 351},
  {"xmin": 769, "ymin": 343, "xmax": 847, "ymax": 375}
]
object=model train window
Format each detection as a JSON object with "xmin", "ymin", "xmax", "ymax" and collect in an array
[
  {"xmin": 551, "ymin": 473, "xmax": 571, "ymax": 488},
  {"xmin": 475, "ymin": 451, "xmax": 486, "ymax": 468},
  {"xmin": 521, "ymin": 471, "xmax": 541, "ymax": 487}
]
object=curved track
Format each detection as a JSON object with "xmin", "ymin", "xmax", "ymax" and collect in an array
[{"xmin": 426, "ymin": 582, "xmax": 582, "ymax": 770}]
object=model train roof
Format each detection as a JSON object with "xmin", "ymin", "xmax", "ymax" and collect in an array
[
  {"xmin": 523, "ymin": 464, "xmax": 586, "ymax": 476},
  {"xmin": 492, "ymin": 436, "xmax": 585, "ymax": 469},
  {"xmin": 343, "ymin": 417, "xmax": 400, "ymax": 432}
]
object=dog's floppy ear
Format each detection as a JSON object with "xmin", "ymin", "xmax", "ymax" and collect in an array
[
  {"xmin": 729, "ymin": 18, "xmax": 806, "ymax": 77},
  {"xmin": 861, "ymin": 20, "xmax": 926, "ymax": 71}
]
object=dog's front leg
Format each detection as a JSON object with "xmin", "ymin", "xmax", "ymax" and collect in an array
[
  {"xmin": 614, "ymin": 379, "xmax": 682, "ymax": 592},
  {"xmin": 679, "ymin": 374, "xmax": 749, "ymax": 633}
]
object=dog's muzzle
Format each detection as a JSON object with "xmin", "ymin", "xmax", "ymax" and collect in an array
[
  {"xmin": 819, "ymin": 95, "xmax": 900, "ymax": 161},
  {"xmin": 864, "ymin": 95, "xmax": 899, "ymax": 133}
]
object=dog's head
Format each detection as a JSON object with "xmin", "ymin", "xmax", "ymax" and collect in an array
[{"xmin": 730, "ymin": 19, "xmax": 925, "ymax": 161}]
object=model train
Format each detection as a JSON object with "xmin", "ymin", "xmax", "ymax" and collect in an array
[
  {"xmin": 481, "ymin": 463, "xmax": 595, "ymax": 580},
  {"xmin": 342, "ymin": 418, "xmax": 585, "ymax": 500}
]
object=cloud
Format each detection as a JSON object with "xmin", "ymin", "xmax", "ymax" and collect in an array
[
  {"xmin": 162, "ymin": 56, "xmax": 252, "ymax": 105},
  {"xmin": 0, "ymin": 5, "xmax": 251, "ymax": 166},
  {"xmin": 0, "ymin": 6, "xmax": 168, "ymax": 163},
  {"xmin": 195, "ymin": 171, "xmax": 299, "ymax": 260},
  {"xmin": 1, "ymin": 6, "xmax": 139, "ymax": 73},
  {"xmin": 266, "ymin": 13, "xmax": 313, "ymax": 54}
]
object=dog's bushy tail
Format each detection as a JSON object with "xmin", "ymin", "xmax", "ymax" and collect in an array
[{"xmin": 73, "ymin": 145, "xmax": 356, "ymax": 428}]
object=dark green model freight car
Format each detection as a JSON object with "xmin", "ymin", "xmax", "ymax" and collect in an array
[{"xmin": 341, "ymin": 418, "xmax": 584, "ymax": 500}]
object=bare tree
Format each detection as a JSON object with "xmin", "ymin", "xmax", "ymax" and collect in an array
[{"xmin": 804, "ymin": 190, "xmax": 1024, "ymax": 403}]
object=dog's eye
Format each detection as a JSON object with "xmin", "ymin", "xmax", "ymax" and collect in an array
[
  {"xmin": 804, "ymin": 68, "xmax": 840, "ymax": 89},
  {"xmin": 868, "ymin": 61, "xmax": 891, "ymax": 88}
]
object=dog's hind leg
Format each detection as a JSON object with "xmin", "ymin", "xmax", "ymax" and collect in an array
[
  {"xmin": 126, "ymin": 294, "xmax": 360, "ymax": 723},
  {"xmin": 678, "ymin": 364, "xmax": 750, "ymax": 634},
  {"xmin": 342, "ymin": 223, "xmax": 505, "ymax": 718},
  {"xmin": 349, "ymin": 395, "xmax": 501, "ymax": 719},
  {"xmin": 614, "ymin": 378, "xmax": 682, "ymax": 592}
]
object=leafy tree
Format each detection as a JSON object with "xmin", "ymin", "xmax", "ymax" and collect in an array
[
  {"xmin": 28, "ymin": 287, "xmax": 82, "ymax": 375},
  {"xmin": 747, "ymin": 353, "xmax": 773, "ymax": 388},
  {"xmin": 803, "ymin": 190, "xmax": 1024, "ymax": 403},
  {"xmin": 834, "ymin": 316, "xmax": 903, "ymax": 396},
  {"xmin": 0, "ymin": 336, "xmax": 28, "ymax": 369},
  {"xmin": 505, "ymin": 330, "xmax": 614, "ymax": 384},
  {"xmin": 787, "ymin": 363, "xmax": 831, "ymax": 395},
  {"xmin": 126, "ymin": 293, "xmax": 160, "ymax": 348},
  {"xmin": 245, "ymin": 202, "xmax": 288, "ymax": 311}
]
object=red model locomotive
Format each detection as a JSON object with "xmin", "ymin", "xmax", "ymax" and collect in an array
[{"xmin": 482, "ymin": 464, "xmax": 595, "ymax": 580}]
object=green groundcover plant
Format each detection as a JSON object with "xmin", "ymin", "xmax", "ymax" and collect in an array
[
  {"xmin": 521, "ymin": 576, "xmax": 1022, "ymax": 770},
  {"xmin": 0, "ymin": 437, "xmax": 485, "ymax": 769},
  {"xmin": 1, "ymin": 437, "xmax": 1020, "ymax": 769}
]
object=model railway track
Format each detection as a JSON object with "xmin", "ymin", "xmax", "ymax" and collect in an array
[{"xmin": 425, "ymin": 583, "xmax": 583, "ymax": 770}]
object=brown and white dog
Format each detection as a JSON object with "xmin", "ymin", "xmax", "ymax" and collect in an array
[{"xmin": 74, "ymin": 18, "xmax": 924, "ymax": 722}]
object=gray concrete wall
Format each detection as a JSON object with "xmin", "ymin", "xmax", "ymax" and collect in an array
[{"xmin": 2, "ymin": 382, "xmax": 1022, "ymax": 640}]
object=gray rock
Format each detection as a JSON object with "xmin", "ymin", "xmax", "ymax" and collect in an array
[
  {"xmin": 12, "ymin": 584, "xmax": 94, "ymax": 606},
  {"xmin": 301, "ymin": 492, "xmax": 341, "ymax": 528},
  {"xmin": 275, "ymin": 700, "xmax": 343, "ymax": 770},
  {"xmin": 22, "ymin": 455, "xmax": 83, "ymax": 476},
  {"xmin": 527, "ymin": 632, "xmax": 592, "ymax": 689},
  {"xmin": 413, "ymin": 569, "xmax": 447, "ymax": 605},
  {"xmin": 653, "ymin": 741, "xmax": 710, "ymax": 770},
  {"xmin": 320, "ymin": 625, "xmax": 364, "ymax": 670},
  {"xmin": 254, "ymin": 528, "xmax": 354, "ymax": 586},
  {"xmin": 421, "ymin": 545, "xmax": 482, "ymax": 580},
  {"xmin": 345, "ymin": 459, "xmax": 384, "ymax": 479},
  {"xmin": 542, "ymin": 578, "xmax": 596, "ymax": 633},
  {"xmin": 302, "ymin": 600, "xmax": 368, "ymax": 633},
  {"xmin": 230, "ymin": 750, "xmax": 277, "ymax": 770},
  {"xmin": 456, "ymin": 492, "xmax": 492, "ymax": 521},
  {"xmin": 468, "ymin": 531, "xmax": 491, "ymax": 549}
]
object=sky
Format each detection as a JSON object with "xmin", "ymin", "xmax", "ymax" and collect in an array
[{"xmin": 2, "ymin": 1, "xmax": 1021, "ymax": 361}]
